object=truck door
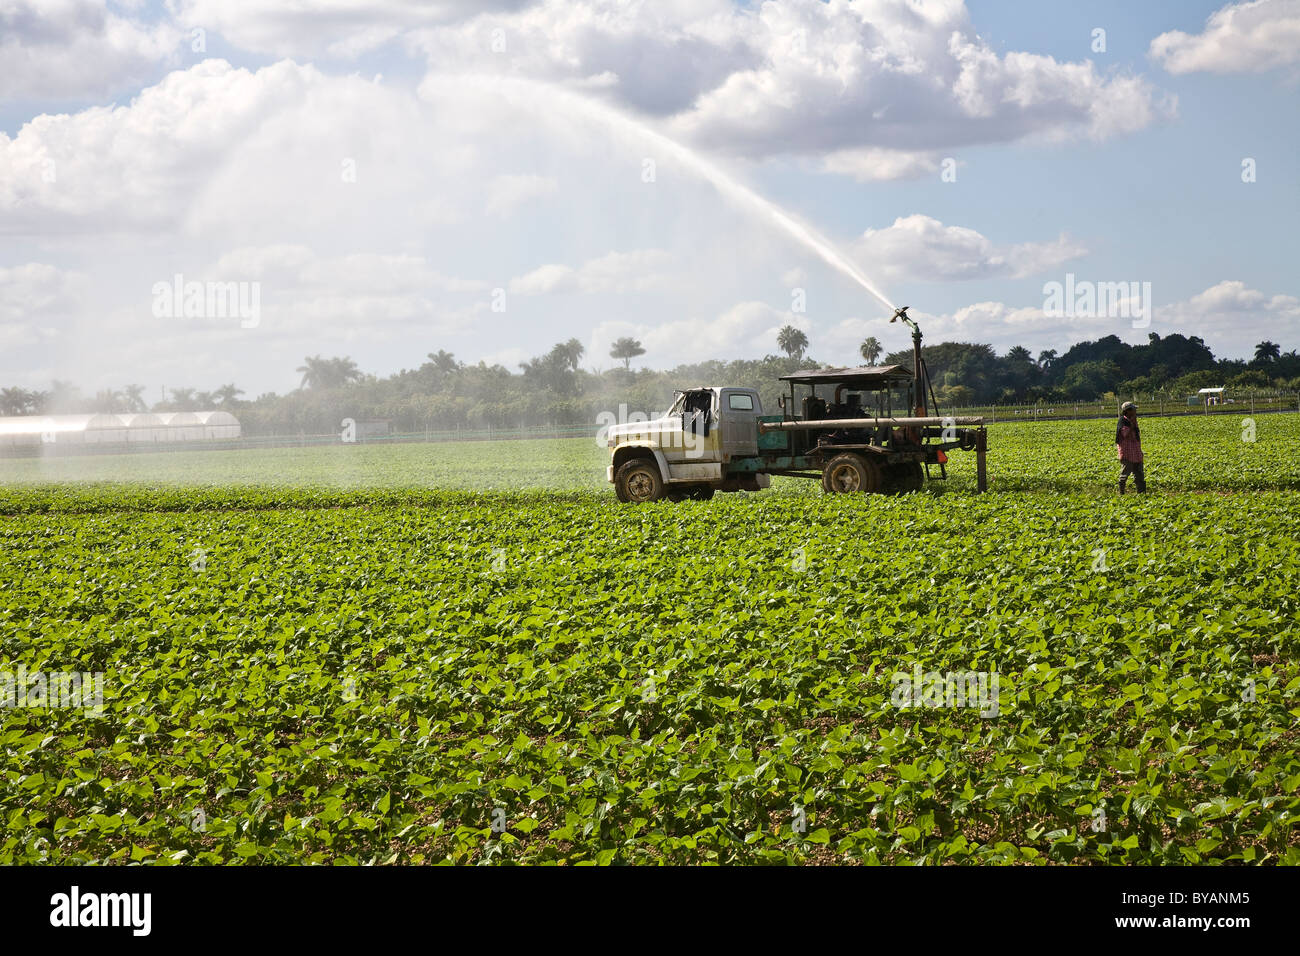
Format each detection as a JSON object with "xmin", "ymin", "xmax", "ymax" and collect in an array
[
  {"xmin": 720, "ymin": 389, "xmax": 760, "ymax": 458},
  {"xmin": 667, "ymin": 388, "xmax": 721, "ymax": 464}
]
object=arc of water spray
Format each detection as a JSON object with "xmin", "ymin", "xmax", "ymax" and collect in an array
[{"xmin": 429, "ymin": 73, "xmax": 897, "ymax": 314}]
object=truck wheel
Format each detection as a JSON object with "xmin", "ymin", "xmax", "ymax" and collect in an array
[
  {"xmin": 823, "ymin": 453, "xmax": 880, "ymax": 494},
  {"xmin": 615, "ymin": 459, "xmax": 664, "ymax": 503}
]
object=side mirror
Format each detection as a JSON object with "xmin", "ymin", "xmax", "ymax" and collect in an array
[{"xmin": 778, "ymin": 395, "xmax": 786, "ymax": 411}]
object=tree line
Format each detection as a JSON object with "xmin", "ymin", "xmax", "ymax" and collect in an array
[{"xmin": 2, "ymin": 330, "xmax": 1296, "ymax": 434}]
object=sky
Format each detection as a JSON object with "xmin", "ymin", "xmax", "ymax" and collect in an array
[{"xmin": 1, "ymin": 0, "xmax": 1298, "ymax": 398}]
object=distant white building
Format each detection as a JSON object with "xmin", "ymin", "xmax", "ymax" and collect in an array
[{"xmin": 0, "ymin": 411, "xmax": 241, "ymax": 447}]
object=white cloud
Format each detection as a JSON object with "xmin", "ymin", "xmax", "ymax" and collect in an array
[
  {"xmin": 509, "ymin": 249, "xmax": 673, "ymax": 295},
  {"xmin": 590, "ymin": 300, "xmax": 806, "ymax": 368},
  {"xmin": 407, "ymin": 0, "xmax": 1172, "ymax": 170},
  {"xmin": 409, "ymin": 0, "xmax": 748, "ymax": 116},
  {"xmin": 167, "ymin": 0, "xmax": 532, "ymax": 58},
  {"xmin": 1, "ymin": 60, "xmax": 328, "ymax": 230},
  {"xmin": 0, "ymin": 262, "xmax": 84, "ymax": 322},
  {"xmin": 821, "ymin": 147, "xmax": 942, "ymax": 182},
  {"xmin": 669, "ymin": 0, "xmax": 1173, "ymax": 158},
  {"xmin": 0, "ymin": 0, "xmax": 181, "ymax": 101},
  {"xmin": 477, "ymin": 346, "xmax": 530, "ymax": 369},
  {"xmin": 485, "ymin": 173, "xmax": 558, "ymax": 216},
  {"xmin": 0, "ymin": 58, "xmax": 503, "ymax": 236},
  {"xmin": 196, "ymin": 245, "xmax": 490, "ymax": 338},
  {"xmin": 210, "ymin": 245, "xmax": 488, "ymax": 293},
  {"xmin": 1150, "ymin": 0, "xmax": 1300, "ymax": 74},
  {"xmin": 0, "ymin": 263, "xmax": 83, "ymax": 347},
  {"xmin": 509, "ymin": 263, "xmax": 574, "ymax": 295},
  {"xmin": 0, "ymin": 1, "xmax": 1170, "ymax": 198},
  {"xmin": 853, "ymin": 215, "xmax": 1087, "ymax": 282},
  {"xmin": 949, "ymin": 300, "xmax": 1049, "ymax": 328},
  {"xmin": 1181, "ymin": 279, "xmax": 1300, "ymax": 314}
]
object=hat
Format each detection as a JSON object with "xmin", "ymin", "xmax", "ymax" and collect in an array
[{"xmin": 1120, "ymin": 401, "xmax": 1137, "ymax": 412}]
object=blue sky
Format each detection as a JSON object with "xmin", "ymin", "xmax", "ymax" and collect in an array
[{"xmin": 1, "ymin": 0, "xmax": 1297, "ymax": 396}]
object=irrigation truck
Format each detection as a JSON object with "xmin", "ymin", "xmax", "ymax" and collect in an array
[{"xmin": 606, "ymin": 307, "xmax": 988, "ymax": 502}]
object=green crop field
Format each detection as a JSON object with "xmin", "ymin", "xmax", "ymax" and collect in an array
[{"xmin": 2, "ymin": 414, "xmax": 1298, "ymax": 864}]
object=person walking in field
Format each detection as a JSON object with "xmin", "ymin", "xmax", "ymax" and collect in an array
[{"xmin": 1116, "ymin": 401, "xmax": 1145, "ymax": 494}]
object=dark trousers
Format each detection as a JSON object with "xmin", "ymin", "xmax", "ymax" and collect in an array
[{"xmin": 1119, "ymin": 459, "xmax": 1145, "ymax": 493}]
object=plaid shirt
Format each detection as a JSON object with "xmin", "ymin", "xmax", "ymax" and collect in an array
[{"xmin": 1117, "ymin": 422, "xmax": 1143, "ymax": 463}]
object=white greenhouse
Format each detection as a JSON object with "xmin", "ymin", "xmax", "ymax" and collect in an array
[
  {"xmin": 155, "ymin": 412, "xmax": 205, "ymax": 442},
  {"xmin": 118, "ymin": 412, "xmax": 169, "ymax": 443},
  {"xmin": 0, "ymin": 411, "xmax": 241, "ymax": 448},
  {"xmin": 194, "ymin": 410, "xmax": 241, "ymax": 440}
]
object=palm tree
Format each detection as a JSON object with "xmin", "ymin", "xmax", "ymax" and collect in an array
[
  {"xmin": 519, "ymin": 339, "xmax": 587, "ymax": 397},
  {"xmin": 1254, "ymin": 341, "xmax": 1281, "ymax": 363},
  {"xmin": 1037, "ymin": 349, "xmax": 1057, "ymax": 369},
  {"xmin": 0, "ymin": 386, "xmax": 34, "ymax": 416},
  {"xmin": 296, "ymin": 356, "xmax": 326, "ymax": 390},
  {"xmin": 46, "ymin": 380, "xmax": 81, "ymax": 413},
  {"xmin": 859, "ymin": 336, "xmax": 882, "ymax": 365},
  {"xmin": 328, "ymin": 357, "xmax": 361, "ymax": 388},
  {"xmin": 93, "ymin": 389, "xmax": 126, "ymax": 413},
  {"xmin": 297, "ymin": 355, "xmax": 361, "ymax": 389},
  {"xmin": 168, "ymin": 387, "xmax": 198, "ymax": 411},
  {"xmin": 554, "ymin": 338, "xmax": 584, "ymax": 372},
  {"xmin": 1006, "ymin": 345, "xmax": 1033, "ymax": 364},
  {"xmin": 609, "ymin": 337, "xmax": 646, "ymax": 369},
  {"xmin": 426, "ymin": 350, "xmax": 458, "ymax": 375},
  {"xmin": 777, "ymin": 325, "xmax": 809, "ymax": 360},
  {"xmin": 123, "ymin": 384, "xmax": 147, "ymax": 413},
  {"xmin": 213, "ymin": 383, "xmax": 244, "ymax": 407}
]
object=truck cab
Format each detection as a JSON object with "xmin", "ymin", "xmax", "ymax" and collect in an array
[{"xmin": 606, "ymin": 387, "xmax": 770, "ymax": 502}]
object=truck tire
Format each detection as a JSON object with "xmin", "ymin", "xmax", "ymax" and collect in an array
[
  {"xmin": 823, "ymin": 453, "xmax": 880, "ymax": 494},
  {"xmin": 615, "ymin": 459, "xmax": 664, "ymax": 503}
]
